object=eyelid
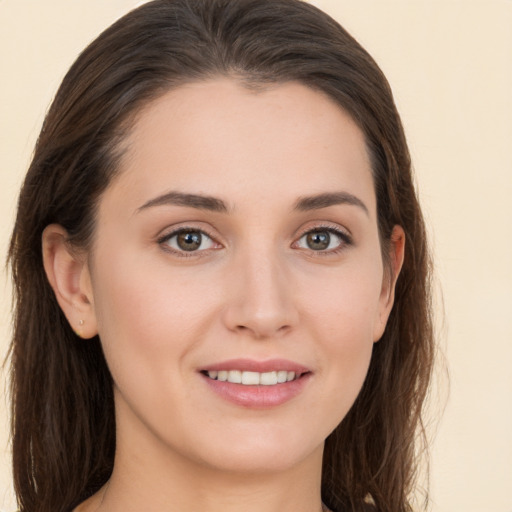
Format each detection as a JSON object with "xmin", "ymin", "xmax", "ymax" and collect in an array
[{"xmin": 294, "ymin": 221, "xmax": 352, "ymax": 239}]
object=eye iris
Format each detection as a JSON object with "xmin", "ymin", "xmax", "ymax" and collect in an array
[
  {"xmin": 177, "ymin": 231, "xmax": 202, "ymax": 251},
  {"xmin": 306, "ymin": 231, "xmax": 330, "ymax": 250}
]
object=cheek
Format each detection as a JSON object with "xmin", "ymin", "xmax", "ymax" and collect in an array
[
  {"xmin": 89, "ymin": 247, "xmax": 222, "ymax": 378},
  {"xmin": 88, "ymin": 251, "xmax": 226, "ymax": 439},
  {"xmin": 94, "ymin": 235, "xmax": 212, "ymax": 322},
  {"xmin": 299, "ymin": 260, "xmax": 383, "ymax": 408},
  {"xmin": 302, "ymin": 257, "xmax": 384, "ymax": 343}
]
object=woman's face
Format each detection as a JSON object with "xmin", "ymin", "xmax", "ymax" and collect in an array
[{"xmin": 82, "ymin": 79, "xmax": 400, "ymax": 475}]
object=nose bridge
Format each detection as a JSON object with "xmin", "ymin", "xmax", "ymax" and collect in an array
[{"xmin": 223, "ymin": 239, "xmax": 298, "ymax": 338}]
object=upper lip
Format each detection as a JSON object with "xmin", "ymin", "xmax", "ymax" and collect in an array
[{"xmin": 200, "ymin": 358, "xmax": 311, "ymax": 374}]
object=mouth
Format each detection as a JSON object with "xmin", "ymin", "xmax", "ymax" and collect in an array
[
  {"xmin": 201, "ymin": 369, "xmax": 304, "ymax": 386},
  {"xmin": 199, "ymin": 359, "xmax": 311, "ymax": 408}
]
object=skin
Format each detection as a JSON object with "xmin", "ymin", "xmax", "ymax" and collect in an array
[{"xmin": 43, "ymin": 79, "xmax": 404, "ymax": 512}]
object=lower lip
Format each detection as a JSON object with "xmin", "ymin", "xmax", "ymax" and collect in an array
[{"xmin": 201, "ymin": 373, "xmax": 311, "ymax": 408}]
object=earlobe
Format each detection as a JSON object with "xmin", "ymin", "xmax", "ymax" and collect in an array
[
  {"xmin": 42, "ymin": 224, "xmax": 98, "ymax": 339},
  {"xmin": 374, "ymin": 225, "xmax": 405, "ymax": 342}
]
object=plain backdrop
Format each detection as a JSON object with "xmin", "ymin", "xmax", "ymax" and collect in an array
[{"xmin": 1, "ymin": 1, "xmax": 511, "ymax": 511}]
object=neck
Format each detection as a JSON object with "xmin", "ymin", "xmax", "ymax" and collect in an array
[
  {"xmin": 78, "ymin": 412, "xmax": 325, "ymax": 512},
  {"xmin": 99, "ymin": 446, "xmax": 324, "ymax": 512}
]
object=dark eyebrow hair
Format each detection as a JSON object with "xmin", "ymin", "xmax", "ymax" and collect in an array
[
  {"xmin": 294, "ymin": 191, "xmax": 369, "ymax": 216},
  {"xmin": 137, "ymin": 191, "xmax": 229, "ymax": 213},
  {"xmin": 137, "ymin": 190, "xmax": 368, "ymax": 216}
]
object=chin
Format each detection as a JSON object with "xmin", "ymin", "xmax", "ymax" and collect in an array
[
  {"xmin": 185, "ymin": 422, "xmax": 327, "ymax": 475},
  {"xmin": 201, "ymin": 447, "xmax": 320, "ymax": 475}
]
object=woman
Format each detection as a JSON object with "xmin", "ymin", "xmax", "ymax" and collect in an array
[{"xmin": 8, "ymin": 0, "xmax": 434, "ymax": 511}]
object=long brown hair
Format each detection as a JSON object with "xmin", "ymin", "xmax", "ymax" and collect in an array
[{"xmin": 8, "ymin": 1, "xmax": 434, "ymax": 511}]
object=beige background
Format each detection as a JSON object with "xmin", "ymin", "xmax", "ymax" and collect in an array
[{"xmin": 1, "ymin": 1, "xmax": 511, "ymax": 511}]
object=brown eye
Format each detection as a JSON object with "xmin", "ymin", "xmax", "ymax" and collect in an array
[
  {"xmin": 177, "ymin": 231, "xmax": 202, "ymax": 251},
  {"xmin": 162, "ymin": 229, "xmax": 216, "ymax": 253},
  {"xmin": 305, "ymin": 231, "xmax": 331, "ymax": 250},
  {"xmin": 296, "ymin": 228, "xmax": 351, "ymax": 252}
]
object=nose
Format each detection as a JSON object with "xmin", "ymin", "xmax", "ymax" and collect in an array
[{"xmin": 222, "ymin": 249, "xmax": 299, "ymax": 339}]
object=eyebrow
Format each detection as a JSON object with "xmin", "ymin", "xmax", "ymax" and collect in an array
[
  {"xmin": 137, "ymin": 191, "xmax": 229, "ymax": 213},
  {"xmin": 294, "ymin": 191, "xmax": 369, "ymax": 216},
  {"xmin": 137, "ymin": 189, "xmax": 368, "ymax": 216}
]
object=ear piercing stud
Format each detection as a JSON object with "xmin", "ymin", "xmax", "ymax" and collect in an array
[{"xmin": 75, "ymin": 319, "xmax": 84, "ymax": 338}]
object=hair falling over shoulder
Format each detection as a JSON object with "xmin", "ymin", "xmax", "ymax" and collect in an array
[{"xmin": 8, "ymin": 1, "xmax": 435, "ymax": 511}]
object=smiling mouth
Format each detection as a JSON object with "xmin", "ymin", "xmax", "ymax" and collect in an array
[{"xmin": 202, "ymin": 370, "xmax": 304, "ymax": 386}]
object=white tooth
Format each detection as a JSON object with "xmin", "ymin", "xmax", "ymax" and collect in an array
[
  {"xmin": 241, "ymin": 371, "xmax": 260, "ymax": 385},
  {"xmin": 218, "ymin": 370, "xmax": 228, "ymax": 381},
  {"xmin": 227, "ymin": 370, "xmax": 242, "ymax": 384},
  {"xmin": 277, "ymin": 370, "xmax": 288, "ymax": 383},
  {"xmin": 208, "ymin": 371, "xmax": 218, "ymax": 379},
  {"xmin": 260, "ymin": 371, "xmax": 278, "ymax": 385},
  {"xmin": 286, "ymin": 371, "xmax": 296, "ymax": 382}
]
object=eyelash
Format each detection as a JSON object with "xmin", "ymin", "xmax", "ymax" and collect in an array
[{"xmin": 157, "ymin": 224, "xmax": 353, "ymax": 258}]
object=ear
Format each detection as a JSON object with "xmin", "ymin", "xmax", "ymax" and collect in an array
[
  {"xmin": 42, "ymin": 224, "xmax": 98, "ymax": 339},
  {"xmin": 373, "ymin": 225, "xmax": 405, "ymax": 342}
]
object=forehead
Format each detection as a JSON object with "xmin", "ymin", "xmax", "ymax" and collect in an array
[{"xmin": 107, "ymin": 78, "xmax": 375, "ymax": 215}]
